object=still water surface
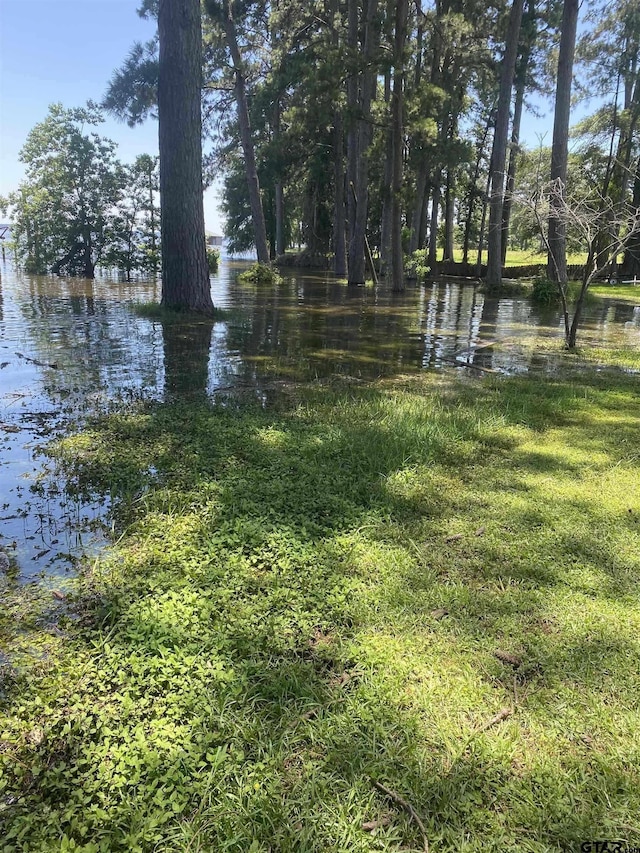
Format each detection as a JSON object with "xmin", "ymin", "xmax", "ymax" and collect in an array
[{"xmin": 1, "ymin": 258, "xmax": 639, "ymax": 582}]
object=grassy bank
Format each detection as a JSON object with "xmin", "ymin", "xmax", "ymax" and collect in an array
[
  {"xmin": 450, "ymin": 248, "xmax": 588, "ymax": 267},
  {"xmin": 588, "ymin": 283, "xmax": 640, "ymax": 304},
  {"xmin": 2, "ymin": 355, "xmax": 640, "ymax": 852}
]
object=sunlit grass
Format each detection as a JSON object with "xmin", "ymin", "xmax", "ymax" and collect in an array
[
  {"xmin": 589, "ymin": 283, "xmax": 640, "ymax": 303},
  {"xmin": 449, "ymin": 248, "xmax": 588, "ymax": 267},
  {"xmin": 2, "ymin": 359, "xmax": 640, "ymax": 851}
]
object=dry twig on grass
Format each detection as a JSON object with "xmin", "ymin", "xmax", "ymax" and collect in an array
[
  {"xmin": 371, "ymin": 779, "xmax": 429, "ymax": 852},
  {"xmin": 475, "ymin": 706, "xmax": 513, "ymax": 734}
]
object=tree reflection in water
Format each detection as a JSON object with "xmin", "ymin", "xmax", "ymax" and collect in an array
[{"xmin": 161, "ymin": 316, "xmax": 214, "ymax": 400}]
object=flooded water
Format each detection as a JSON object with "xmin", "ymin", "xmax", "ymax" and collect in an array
[{"xmin": 1, "ymin": 258, "xmax": 639, "ymax": 583}]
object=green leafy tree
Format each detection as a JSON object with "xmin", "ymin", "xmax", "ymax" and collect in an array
[
  {"xmin": 103, "ymin": 155, "xmax": 160, "ymax": 279},
  {"xmin": 7, "ymin": 103, "xmax": 123, "ymax": 278}
]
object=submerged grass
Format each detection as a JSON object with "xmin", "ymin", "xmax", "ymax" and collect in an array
[
  {"xmin": 132, "ymin": 302, "xmax": 228, "ymax": 322},
  {"xmin": 2, "ymin": 359, "xmax": 640, "ymax": 851}
]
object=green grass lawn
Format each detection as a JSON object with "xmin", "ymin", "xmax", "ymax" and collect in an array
[
  {"xmin": 589, "ymin": 283, "xmax": 640, "ymax": 304},
  {"xmin": 449, "ymin": 248, "xmax": 588, "ymax": 267},
  {"xmin": 2, "ymin": 353, "xmax": 640, "ymax": 851}
]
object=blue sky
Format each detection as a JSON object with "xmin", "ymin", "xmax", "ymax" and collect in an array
[{"xmin": 0, "ymin": 0, "xmax": 223, "ymax": 233}]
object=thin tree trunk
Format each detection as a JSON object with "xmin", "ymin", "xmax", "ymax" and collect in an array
[
  {"xmin": 428, "ymin": 174, "xmax": 441, "ymax": 268},
  {"xmin": 409, "ymin": 169, "xmax": 428, "ymax": 253},
  {"xmin": 275, "ymin": 183, "xmax": 284, "ymax": 257},
  {"xmin": 148, "ymin": 162, "xmax": 158, "ymax": 276},
  {"xmin": 331, "ymin": 0, "xmax": 347, "ymax": 277},
  {"xmin": 380, "ymin": 68, "xmax": 394, "ymax": 272},
  {"xmin": 501, "ymin": 1, "xmax": 534, "ymax": 264},
  {"xmin": 500, "ymin": 74, "xmax": 526, "ymax": 264},
  {"xmin": 348, "ymin": 0, "xmax": 380, "ymax": 285},
  {"xmin": 462, "ymin": 135, "xmax": 484, "ymax": 265},
  {"xmin": 486, "ymin": 0, "xmax": 525, "ymax": 289},
  {"xmin": 607, "ymin": 74, "xmax": 640, "ymax": 270},
  {"xmin": 592, "ymin": 74, "xmax": 621, "ymax": 270},
  {"xmin": 414, "ymin": 1, "xmax": 424, "ymax": 88},
  {"xmin": 407, "ymin": 2, "xmax": 425, "ymax": 256},
  {"xmin": 333, "ymin": 111, "xmax": 347, "ymax": 276},
  {"xmin": 547, "ymin": 0, "xmax": 579, "ymax": 284},
  {"xmin": 613, "ymin": 61, "xmax": 640, "ymax": 210},
  {"xmin": 223, "ymin": 1, "xmax": 270, "ymax": 264},
  {"xmin": 622, "ymin": 161, "xmax": 640, "ymax": 277},
  {"xmin": 346, "ymin": 0, "xmax": 359, "ymax": 280},
  {"xmin": 390, "ymin": 0, "xmax": 408, "ymax": 291},
  {"xmin": 443, "ymin": 167, "xmax": 455, "ymax": 260},
  {"xmin": 274, "ymin": 101, "xmax": 284, "ymax": 257},
  {"xmin": 83, "ymin": 227, "xmax": 95, "ymax": 279},
  {"xmin": 476, "ymin": 152, "xmax": 493, "ymax": 275},
  {"xmin": 418, "ymin": 183, "xmax": 430, "ymax": 249}
]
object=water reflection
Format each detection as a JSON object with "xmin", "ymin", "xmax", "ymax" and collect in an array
[
  {"xmin": 162, "ymin": 318, "xmax": 214, "ymax": 400},
  {"xmin": 1, "ymin": 258, "xmax": 639, "ymax": 582}
]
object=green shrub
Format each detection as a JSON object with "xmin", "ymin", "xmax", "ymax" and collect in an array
[
  {"xmin": 531, "ymin": 275, "xmax": 559, "ymax": 305},
  {"xmin": 406, "ymin": 249, "xmax": 430, "ymax": 280},
  {"xmin": 207, "ymin": 247, "xmax": 220, "ymax": 274},
  {"xmin": 237, "ymin": 262, "xmax": 282, "ymax": 285}
]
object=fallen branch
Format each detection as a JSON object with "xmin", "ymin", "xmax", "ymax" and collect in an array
[
  {"xmin": 475, "ymin": 706, "xmax": 513, "ymax": 734},
  {"xmin": 371, "ymin": 779, "xmax": 429, "ymax": 852}
]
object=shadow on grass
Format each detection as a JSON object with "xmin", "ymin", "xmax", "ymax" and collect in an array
[{"xmin": 1, "ymin": 367, "xmax": 640, "ymax": 851}]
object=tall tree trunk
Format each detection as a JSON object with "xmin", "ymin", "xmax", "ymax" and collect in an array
[
  {"xmin": 414, "ymin": 1, "xmax": 424, "ymax": 88},
  {"xmin": 607, "ymin": 73, "xmax": 640, "ymax": 269},
  {"xmin": 428, "ymin": 173, "xmax": 441, "ymax": 268},
  {"xmin": 333, "ymin": 111, "xmax": 347, "ymax": 276},
  {"xmin": 547, "ymin": 0, "xmax": 579, "ymax": 284},
  {"xmin": 148, "ymin": 162, "xmax": 158, "ymax": 276},
  {"xmin": 273, "ymin": 101, "xmax": 284, "ymax": 257},
  {"xmin": 462, "ymin": 121, "xmax": 491, "ymax": 264},
  {"xmin": 462, "ymin": 117, "xmax": 491, "ymax": 264},
  {"xmin": 613, "ymin": 59, "xmax": 640, "ymax": 210},
  {"xmin": 223, "ymin": 1, "xmax": 270, "ymax": 264},
  {"xmin": 275, "ymin": 183, "xmax": 284, "ymax": 257},
  {"xmin": 158, "ymin": 0, "xmax": 213, "ymax": 312},
  {"xmin": 390, "ymin": 0, "xmax": 408, "ymax": 291},
  {"xmin": 346, "ymin": 0, "xmax": 359, "ymax": 280},
  {"xmin": 500, "ymin": 71, "xmax": 526, "ymax": 265},
  {"xmin": 501, "ymin": 0, "xmax": 535, "ymax": 264},
  {"xmin": 476, "ymin": 151, "xmax": 493, "ymax": 275},
  {"xmin": 409, "ymin": 169, "xmax": 428, "ymax": 253},
  {"xmin": 443, "ymin": 167, "xmax": 455, "ymax": 260},
  {"xmin": 407, "ymin": 2, "xmax": 428, "ymax": 255},
  {"xmin": 331, "ymin": 0, "xmax": 347, "ymax": 277},
  {"xmin": 82, "ymin": 227, "xmax": 95, "ymax": 279},
  {"xmin": 380, "ymin": 68, "xmax": 394, "ymax": 272},
  {"xmin": 418, "ymin": 184, "xmax": 430, "ymax": 249},
  {"xmin": 592, "ymin": 74, "xmax": 620, "ymax": 269},
  {"xmin": 486, "ymin": 0, "xmax": 525, "ymax": 289},
  {"xmin": 622, "ymin": 161, "xmax": 640, "ymax": 278},
  {"xmin": 348, "ymin": 0, "xmax": 380, "ymax": 285}
]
